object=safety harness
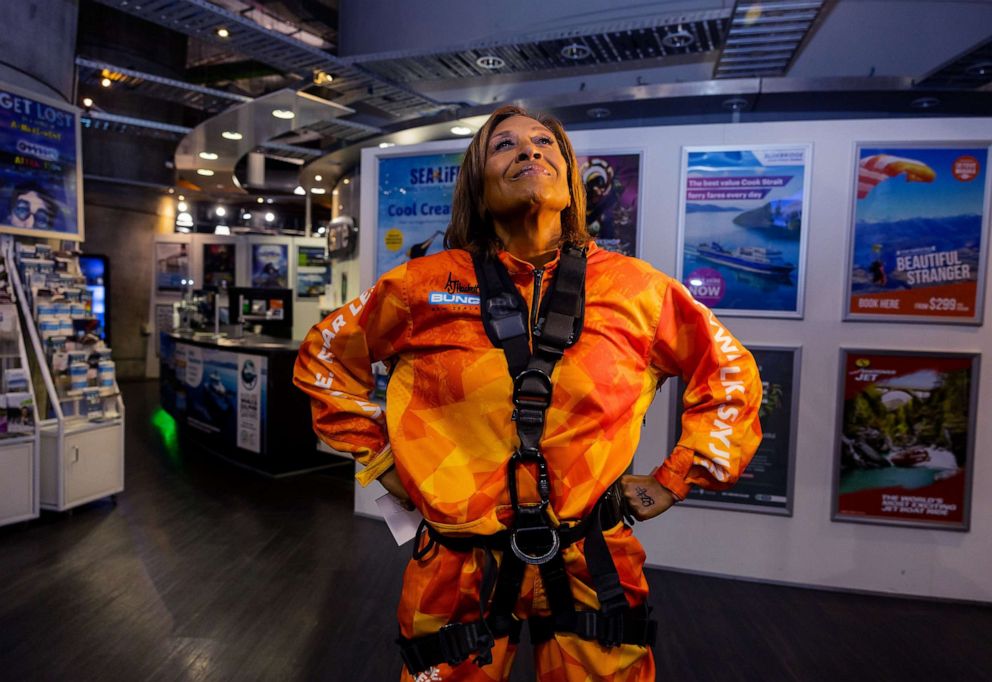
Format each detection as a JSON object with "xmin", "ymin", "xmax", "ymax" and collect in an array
[{"xmin": 397, "ymin": 246, "xmax": 657, "ymax": 674}]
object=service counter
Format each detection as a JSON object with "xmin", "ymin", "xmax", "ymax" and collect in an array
[{"xmin": 159, "ymin": 332, "xmax": 325, "ymax": 476}]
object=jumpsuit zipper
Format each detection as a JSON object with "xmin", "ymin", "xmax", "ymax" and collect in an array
[{"xmin": 530, "ymin": 268, "xmax": 544, "ymax": 341}]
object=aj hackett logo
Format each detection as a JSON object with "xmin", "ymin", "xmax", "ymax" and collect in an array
[
  {"xmin": 429, "ymin": 273, "xmax": 480, "ymax": 306},
  {"xmin": 850, "ymin": 358, "xmax": 897, "ymax": 383}
]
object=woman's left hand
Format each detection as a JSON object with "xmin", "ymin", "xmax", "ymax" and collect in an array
[{"xmin": 619, "ymin": 475, "xmax": 678, "ymax": 521}]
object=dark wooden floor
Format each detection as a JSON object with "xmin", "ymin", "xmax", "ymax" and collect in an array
[{"xmin": 1, "ymin": 381, "xmax": 989, "ymax": 681}]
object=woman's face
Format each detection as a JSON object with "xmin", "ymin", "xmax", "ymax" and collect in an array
[{"xmin": 482, "ymin": 116, "xmax": 570, "ymax": 221}]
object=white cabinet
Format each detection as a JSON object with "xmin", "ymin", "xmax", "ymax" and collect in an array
[
  {"xmin": 40, "ymin": 421, "xmax": 124, "ymax": 511},
  {"xmin": 0, "ymin": 438, "xmax": 36, "ymax": 526}
]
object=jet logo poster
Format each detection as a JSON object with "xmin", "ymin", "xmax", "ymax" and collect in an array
[
  {"xmin": 678, "ymin": 145, "xmax": 810, "ymax": 318},
  {"xmin": 846, "ymin": 145, "xmax": 990, "ymax": 323},
  {"xmin": 834, "ymin": 350, "xmax": 977, "ymax": 530}
]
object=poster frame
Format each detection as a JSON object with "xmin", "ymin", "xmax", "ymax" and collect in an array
[
  {"xmin": 201, "ymin": 241, "xmax": 238, "ymax": 289},
  {"xmin": 842, "ymin": 141, "xmax": 992, "ymax": 325},
  {"xmin": 675, "ymin": 143, "xmax": 812, "ymax": 319},
  {"xmin": 573, "ymin": 148, "xmax": 644, "ymax": 258},
  {"xmin": 0, "ymin": 81, "xmax": 85, "ymax": 241},
  {"xmin": 295, "ymin": 243, "xmax": 330, "ymax": 300},
  {"xmin": 831, "ymin": 347, "xmax": 979, "ymax": 532},
  {"xmin": 155, "ymin": 240, "xmax": 191, "ymax": 293},
  {"xmin": 668, "ymin": 344, "xmax": 802, "ymax": 516},
  {"xmin": 249, "ymin": 241, "xmax": 289, "ymax": 289}
]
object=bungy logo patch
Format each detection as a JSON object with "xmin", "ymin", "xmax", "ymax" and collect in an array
[{"xmin": 428, "ymin": 291, "xmax": 480, "ymax": 306}]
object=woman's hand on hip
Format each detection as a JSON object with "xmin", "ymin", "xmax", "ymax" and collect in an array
[{"xmin": 619, "ymin": 475, "xmax": 678, "ymax": 521}]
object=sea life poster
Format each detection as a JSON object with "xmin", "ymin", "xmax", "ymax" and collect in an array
[
  {"xmin": 377, "ymin": 152, "xmax": 463, "ymax": 280},
  {"xmin": 678, "ymin": 145, "xmax": 810, "ymax": 317},
  {"xmin": 250, "ymin": 243, "xmax": 288, "ymax": 288},
  {"xmin": 846, "ymin": 145, "xmax": 990, "ymax": 323},
  {"xmin": 0, "ymin": 83, "xmax": 83, "ymax": 240},
  {"xmin": 834, "ymin": 350, "xmax": 977, "ymax": 530},
  {"xmin": 577, "ymin": 153, "xmax": 640, "ymax": 256},
  {"xmin": 672, "ymin": 346, "xmax": 799, "ymax": 515}
]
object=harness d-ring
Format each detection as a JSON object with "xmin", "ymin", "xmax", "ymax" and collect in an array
[{"xmin": 510, "ymin": 525, "xmax": 560, "ymax": 565}]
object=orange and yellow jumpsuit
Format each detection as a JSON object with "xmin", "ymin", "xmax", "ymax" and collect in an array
[{"xmin": 294, "ymin": 242, "xmax": 762, "ymax": 681}]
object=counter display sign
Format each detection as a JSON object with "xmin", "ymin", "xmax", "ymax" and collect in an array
[
  {"xmin": 845, "ymin": 144, "xmax": 990, "ymax": 324},
  {"xmin": 0, "ymin": 83, "xmax": 83, "ymax": 240},
  {"xmin": 677, "ymin": 145, "xmax": 811, "ymax": 318},
  {"xmin": 377, "ymin": 152, "xmax": 463, "ymax": 280},
  {"xmin": 577, "ymin": 153, "xmax": 640, "ymax": 256},
  {"xmin": 671, "ymin": 346, "xmax": 799, "ymax": 515},
  {"xmin": 834, "ymin": 350, "xmax": 977, "ymax": 530}
]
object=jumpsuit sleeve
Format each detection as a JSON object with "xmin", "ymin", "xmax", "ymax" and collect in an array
[
  {"xmin": 648, "ymin": 278, "xmax": 763, "ymax": 499},
  {"xmin": 292, "ymin": 264, "xmax": 410, "ymax": 485}
]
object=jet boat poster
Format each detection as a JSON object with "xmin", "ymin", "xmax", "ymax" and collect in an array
[
  {"xmin": 671, "ymin": 346, "xmax": 800, "ymax": 515},
  {"xmin": 376, "ymin": 152, "xmax": 464, "ymax": 280},
  {"xmin": 833, "ymin": 350, "xmax": 977, "ymax": 530},
  {"xmin": 677, "ymin": 144, "xmax": 811, "ymax": 317},
  {"xmin": 845, "ymin": 144, "xmax": 991, "ymax": 324},
  {"xmin": 576, "ymin": 153, "xmax": 640, "ymax": 257}
]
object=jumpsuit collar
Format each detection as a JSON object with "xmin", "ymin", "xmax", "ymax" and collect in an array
[{"xmin": 495, "ymin": 240, "xmax": 599, "ymax": 276}]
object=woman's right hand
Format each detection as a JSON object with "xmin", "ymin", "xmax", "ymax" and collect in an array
[{"xmin": 378, "ymin": 467, "xmax": 414, "ymax": 510}]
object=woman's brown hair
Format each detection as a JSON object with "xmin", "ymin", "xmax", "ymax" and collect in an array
[{"xmin": 444, "ymin": 105, "xmax": 589, "ymax": 256}]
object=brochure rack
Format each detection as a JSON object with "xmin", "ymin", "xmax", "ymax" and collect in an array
[
  {"xmin": 4, "ymin": 240, "xmax": 124, "ymax": 512},
  {"xmin": 0, "ymin": 248, "xmax": 40, "ymax": 527}
]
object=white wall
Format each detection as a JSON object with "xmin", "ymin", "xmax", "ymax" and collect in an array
[{"xmin": 355, "ymin": 117, "xmax": 992, "ymax": 602}]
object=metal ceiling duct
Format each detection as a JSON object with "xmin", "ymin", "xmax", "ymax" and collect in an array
[
  {"xmin": 714, "ymin": 0, "xmax": 828, "ymax": 79},
  {"xmin": 81, "ymin": 111, "xmax": 193, "ymax": 140}
]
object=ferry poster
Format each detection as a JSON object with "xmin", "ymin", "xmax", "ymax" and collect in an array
[
  {"xmin": 833, "ymin": 350, "xmax": 977, "ymax": 530},
  {"xmin": 376, "ymin": 152, "xmax": 463, "ymax": 281},
  {"xmin": 845, "ymin": 144, "xmax": 991, "ymax": 324},
  {"xmin": 677, "ymin": 145, "xmax": 810, "ymax": 318},
  {"xmin": 577, "ymin": 153, "xmax": 640, "ymax": 257},
  {"xmin": 672, "ymin": 346, "xmax": 799, "ymax": 515}
]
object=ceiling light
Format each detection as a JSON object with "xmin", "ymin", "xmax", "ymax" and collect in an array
[
  {"xmin": 222, "ymin": 131, "xmax": 243, "ymax": 140},
  {"xmin": 342, "ymin": 178, "xmax": 350, "ymax": 185},
  {"xmin": 257, "ymin": 197, "xmax": 265, "ymax": 204},
  {"xmin": 266, "ymin": 198, "xmax": 274, "ymax": 204},
  {"xmin": 176, "ymin": 226, "xmax": 191, "ymax": 234},
  {"xmin": 722, "ymin": 97, "xmax": 750, "ymax": 112},
  {"xmin": 332, "ymin": 189, "xmax": 339, "ymax": 196},
  {"xmin": 272, "ymin": 109, "xmax": 295, "ymax": 120},
  {"xmin": 314, "ymin": 70, "xmax": 334, "ymax": 85},
  {"xmin": 264, "ymin": 212, "xmax": 275, "ymax": 222},
  {"xmin": 215, "ymin": 225, "xmax": 230, "ymax": 235},
  {"xmin": 560, "ymin": 43, "xmax": 591, "ymax": 60},
  {"xmin": 82, "ymin": 97, "xmax": 93, "ymax": 108},
  {"xmin": 178, "ymin": 194, "xmax": 185, "ymax": 201},
  {"xmin": 198, "ymin": 151, "xmax": 219, "ymax": 160},
  {"xmin": 100, "ymin": 77, "xmax": 112, "ymax": 88},
  {"xmin": 176, "ymin": 211, "xmax": 194, "ymax": 227},
  {"xmin": 316, "ymin": 226, "xmax": 326, "ymax": 234},
  {"xmin": 965, "ymin": 61, "xmax": 992, "ymax": 78},
  {"xmin": 379, "ymin": 142, "xmax": 395, "ymax": 148},
  {"xmin": 910, "ymin": 97, "xmax": 941, "ymax": 110},
  {"xmin": 586, "ymin": 107, "xmax": 611, "ymax": 119},
  {"xmin": 215, "ymin": 206, "xmax": 227, "ymax": 217},
  {"xmin": 311, "ymin": 187, "xmax": 326, "ymax": 195},
  {"xmin": 241, "ymin": 212, "xmax": 252, "ymax": 220},
  {"xmin": 314, "ymin": 174, "xmax": 322, "ymax": 181},
  {"xmin": 661, "ymin": 29, "xmax": 695, "ymax": 49},
  {"xmin": 476, "ymin": 55, "xmax": 505, "ymax": 69},
  {"xmin": 216, "ymin": 27, "xmax": 230, "ymax": 38},
  {"xmin": 294, "ymin": 186, "xmax": 306, "ymax": 196},
  {"xmin": 196, "ymin": 169, "xmax": 214, "ymax": 176},
  {"xmin": 168, "ymin": 188, "xmax": 175, "ymax": 194},
  {"xmin": 450, "ymin": 126, "xmax": 472, "ymax": 135},
  {"xmin": 177, "ymin": 201, "xmax": 188, "ymax": 212}
]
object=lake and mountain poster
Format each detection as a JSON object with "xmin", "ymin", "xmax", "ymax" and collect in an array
[
  {"xmin": 678, "ymin": 145, "xmax": 810, "ymax": 317},
  {"xmin": 834, "ymin": 350, "xmax": 977, "ymax": 530},
  {"xmin": 846, "ymin": 145, "xmax": 990, "ymax": 323}
]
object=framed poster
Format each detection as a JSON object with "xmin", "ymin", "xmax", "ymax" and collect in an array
[
  {"xmin": 376, "ymin": 152, "xmax": 463, "ymax": 280},
  {"xmin": 577, "ymin": 153, "xmax": 641, "ymax": 256},
  {"xmin": 296, "ymin": 245, "xmax": 330, "ymax": 299},
  {"xmin": 0, "ymin": 82, "xmax": 83, "ymax": 240},
  {"xmin": 203, "ymin": 243, "xmax": 236, "ymax": 288},
  {"xmin": 677, "ymin": 144, "xmax": 811, "ymax": 318},
  {"xmin": 845, "ymin": 144, "xmax": 991, "ymax": 324},
  {"xmin": 155, "ymin": 242, "xmax": 189, "ymax": 292},
  {"xmin": 833, "ymin": 349, "xmax": 978, "ymax": 531},
  {"xmin": 251, "ymin": 243, "xmax": 288, "ymax": 288},
  {"xmin": 670, "ymin": 346, "xmax": 800, "ymax": 515}
]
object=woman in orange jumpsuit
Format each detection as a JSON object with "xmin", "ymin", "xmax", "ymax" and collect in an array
[{"xmin": 294, "ymin": 106, "xmax": 762, "ymax": 681}]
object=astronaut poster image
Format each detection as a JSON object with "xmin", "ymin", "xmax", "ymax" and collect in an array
[
  {"xmin": 576, "ymin": 154, "xmax": 640, "ymax": 257},
  {"xmin": 846, "ymin": 145, "xmax": 991, "ymax": 323},
  {"xmin": 251, "ymin": 243, "xmax": 288, "ymax": 288},
  {"xmin": 0, "ymin": 83, "xmax": 82, "ymax": 240},
  {"xmin": 376, "ymin": 152, "xmax": 463, "ymax": 280},
  {"xmin": 678, "ymin": 145, "xmax": 810, "ymax": 318},
  {"xmin": 834, "ymin": 350, "xmax": 977, "ymax": 530},
  {"xmin": 673, "ymin": 347, "xmax": 798, "ymax": 515}
]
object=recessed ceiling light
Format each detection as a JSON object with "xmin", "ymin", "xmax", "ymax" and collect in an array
[
  {"xmin": 176, "ymin": 212, "xmax": 193, "ymax": 227},
  {"xmin": 242, "ymin": 212, "xmax": 252, "ymax": 220},
  {"xmin": 196, "ymin": 169, "xmax": 215, "ymax": 176},
  {"xmin": 216, "ymin": 27, "xmax": 230, "ymax": 38},
  {"xmin": 215, "ymin": 225, "xmax": 230, "ymax": 235},
  {"xmin": 965, "ymin": 61, "xmax": 992, "ymax": 78},
  {"xmin": 82, "ymin": 97, "xmax": 93, "ymax": 108},
  {"xmin": 450, "ymin": 126, "xmax": 472, "ymax": 135},
  {"xmin": 661, "ymin": 29, "xmax": 695, "ymax": 49},
  {"xmin": 177, "ymin": 201, "xmax": 188, "ymax": 212},
  {"xmin": 265, "ymin": 212, "xmax": 275, "ymax": 222},
  {"xmin": 222, "ymin": 131, "xmax": 243, "ymax": 140},
  {"xmin": 272, "ymin": 109, "xmax": 295, "ymax": 120},
  {"xmin": 342, "ymin": 178, "xmax": 350, "ymax": 185},
  {"xmin": 332, "ymin": 189, "xmax": 339, "ymax": 195},
  {"xmin": 198, "ymin": 151, "xmax": 219, "ymax": 160},
  {"xmin": 476, "ymin": 55, "xmax": 505, "ymax": 70},
  {"xmin": 266, "ymin": 198, "xmax": 274, "ymax": 204},
  {"xmin": 310, "ymin": 187, "xmax": 326, "ymax": 195},
  {"xmin": 100, "ymin": 77, "xmax": 112, "ymax": 88},
  {"xmin": 379, "ymin": 142, "xmax": 395, "ymax": 148},
  {"xmin": 176, "ymin": 226, "xmax": 191, "ymax": 234},
  {"xmin": 215, "ymin": 206, "xmax": 226, "ymax": 217},
  {"xmin": 722, "ymin": 97, "xmax": 750, "ymax": 111},
  {"xmin": 256, "ymin": 197, "xmax": 265, "ymax": 203},
  {"xmin": 910, "ymin": 96, "xmax": 941, "ymax": 110},
  {"xmin": 586, "ymin": 107, "xmax": 611, "ymax": 119},
  {"xmin": 178, "ymin": 195, "xmax": 185, "ymax": 201},
  {"xmin": 293, "ymin": 186, "xmax": 306, "ymax": 196},
  {"xmin": 314, "ymin": 174, "xmax": 322, "ymax": 181},
  {"xmin": 560, "ymin": 43, "xmax": 591, "ymax": 60}
]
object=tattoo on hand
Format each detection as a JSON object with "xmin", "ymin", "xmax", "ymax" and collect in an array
[{"xmin": 634, "ymin": 486, "xmax": 655, "ymax": 507}]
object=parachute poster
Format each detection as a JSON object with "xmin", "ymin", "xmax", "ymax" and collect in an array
[
  {"xmin": 834, "ymin": 350, "xmax": 977, "ymax": 530},
  {"xmin": 677, "ymin": 145, "xmax": 810, "ymax": 318},
  {"xmin": 846, "ymin": 145, "xmax": 990, "ymax": 323},
  {"xmin": 576, "ymin": 153, "xmax": 640, "ymax": 257}
]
